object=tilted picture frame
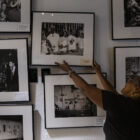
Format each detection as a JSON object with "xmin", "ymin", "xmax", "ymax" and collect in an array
[{"xmin": 32, "ymin": 11, "xmax": 95, "ymax": 66}]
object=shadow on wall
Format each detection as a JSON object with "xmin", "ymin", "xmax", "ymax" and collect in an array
[
  {"xmin": 47, "ymin": 127, "xmax": 104, "ymax": 139},
  {"xmin": 34, "ymin": 110, "xmax": 41, "ymax": 140}
]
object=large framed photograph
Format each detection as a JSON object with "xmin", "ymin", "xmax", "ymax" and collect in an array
[
  {"xmin": 32, "ymin": 11, "xmax": 95, "ymax": 66},
  {"xmin": 0, "ymin": 0, "xmax": 31, "ymax": 32},
  {"xmin": 0, "ymin": 105, "xmax": 33, "ymax": 140},
  {"xmin": 114, "ymin": 46, "xmax": 140, "ymax": 93},
  {"xmin": 0, "ymin": 39, "xmax": 29, "ymax": 102},
  {"xmin": 111, "ymin": 0, "xmax": 140, "ymax": 39},
  {"xmin": 44, "ymin": 74, "xmax": 105, "ymax": 128}
]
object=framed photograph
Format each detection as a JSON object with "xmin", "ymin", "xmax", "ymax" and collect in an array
[
  {"xmin": 32, "ymin": 11, "xmax": 95, "ymax": 66},
  {"xmin": 44, "ymin": 74, "xmax": 105, "ymax": 128},
  {"xmin": 0, "ymin": 0, "xmax": 31, "ymax": 32},
  {"xmin": 114, "ymin": 46, "xmax": 140, "ymax": 93},
  {"xmin": 0, "ymin": 39, "xmax": 29, "ymax": 102},
  {"xmin": 0, "ymin": 105, "xmax": 33, "ymax": 140},
  {"xmin": 111, "ymin": 0, "xmax": 140, "ymax": 39}
]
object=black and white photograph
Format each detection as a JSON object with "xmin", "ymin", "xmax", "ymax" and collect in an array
[
  {"xmin": 0, "ymin": 0, "xmax": 30, "ymax": 32},
  {"xmin": 115, "ymin": 47, "xmax": 140, "ymax": 93},
  {"xmin": 54, "ymin": 85, "xmax": 97, "ymax": 118},
  {"xmin": 0, "ymin": 105, "xmax": 33, "ymax": 140},
  {"xmin": 32, "ymin": 12, "xmax": 94, "ymax": 66},
  {"xmin": 41, "ymin": 22, "xmax": 84, "ymax": 56},
  {"xmin": 0, "ymin": 39, "xmax": 29, "ymax": 103},
  {"xmin": 0, "ymin": 115, "xmax": 23, "ymax": 140},
  {"xmin": 124, "ymin": 0, "xmax": 140, "ymax": 27},
  {"xmin": 44, "ymin": 74, "xmax": 105, "ymax": 128},
  {"xmin": 112, "ymin": 0, "xmax": 140, "ymax": 39},
  {"xmin": 0, "ymin": 0, "xmax": 21, "ymax": 22},
  {"xmin": 126, "ymin": 57, "xmax": 140, "ymax": 82},
  {"xmin": 0, "ymin": 49, "xmax": 19, "ymax": 92}
]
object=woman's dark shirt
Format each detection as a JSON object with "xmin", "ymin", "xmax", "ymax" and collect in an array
[{"xmin": 102, "ymin": 90, "xmax": 140, "ymax": 140}]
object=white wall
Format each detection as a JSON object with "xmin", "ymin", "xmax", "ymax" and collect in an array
[
  {"xmin": 0, "ymin": 0, "xmax": 140, "ymax": 140},
  {"xmin": 31, "ymin": 0, "xmax": 140, "ymax": 140},
  {"xmin": 32, "ymin": 0, "xmax": 140, "ymax": 81}
]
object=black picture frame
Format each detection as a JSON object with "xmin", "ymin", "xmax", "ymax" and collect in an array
[
  {"xmin": 29, "ymin": 68, "xmax": 38, "ymax": 83},
  {"xmin": 0, "ymin": 38, "xmax": 30, "ymax": 103},
  {"xmin": 31, "ymin": 11, "xmax": 95, "ymax": 66},
  {"xmin": 111, "ymin": 0, "xmax": 140, "ymax": 40},
  {"xmin": 0, "ymin": 104, "xmax": 34, "ymax": 140},
  {"xmin": 114, "ymin": 46, "xmax": 140, "ymax": 92},
  {"xmin": 0, "ymin": 0, "xmax": 31, "ymax": 33},
  {"xmin": 41, "ymin": 68, "xmax": 50, "ymax": 82},
  {"xmin": 43, "ymin": 73, "xmax": 105, "ymax": 129}
]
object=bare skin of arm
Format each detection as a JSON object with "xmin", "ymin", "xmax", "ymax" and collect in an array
[
  {"xmin": 55, "ymin": 61, "xmax": 103, "ymax": 109},
  {"xmin": 92, "ymin": 61, "xmax": 118, "ymax": 94}
]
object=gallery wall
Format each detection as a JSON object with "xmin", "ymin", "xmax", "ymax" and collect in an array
[{"xmin": 0, "ymin": 0, "xmax": 140, "ymax": 140}]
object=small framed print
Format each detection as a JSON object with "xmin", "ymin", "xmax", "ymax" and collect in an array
[
  {"xmin": 29, "ymin": 68, "xmax": 38, "ymax": 83},
  {"xmin": 32, "ymin": 11, "xmax": 95, "ymax": 66},
  {"xmin": 44, "ymin": 74, "xmax": 105, "ymax": 128},
  {"xmin": 111, "ymin": 0, "xmax": 140, "ymax": 39},
  {"xmin": 114, "ymin": 46, "xmax": 140, "ymax": 93},
  {"xmin": 0, "ymin": 105, "xmax": 33, "ymax": 140},
  {"xmin": 0, "ymin": 39, "xmax": 29, "ymax": 103},
  {"xmin": 0, "ymin": 0, "xmax": 31, "ymax": 32}
]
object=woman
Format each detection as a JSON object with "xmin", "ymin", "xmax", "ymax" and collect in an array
[{"xmin": 55, "ymin": 60, "xmax": 140, "ymax": 140}]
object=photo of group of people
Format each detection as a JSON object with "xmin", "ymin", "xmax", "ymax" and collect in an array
[
  {"xmin": 0, "ymin": 49, "xmax": 19, "ymax": 92},
  {"xmin": 126, "ymin": 57, "xmax": 140, "ymax": 82},
  {"xmin": 0, "ymin": 0, "xmax": 21, "ymax": 22},
  {"xmin": 124, "ymin": 0, "xmax": 140, "ymax": 27},
  {"xmin": 41, "ymin": 22, "xmax": 84, "ymax": 56},
  {"xmin": 0, "ymin": 115, "xmax": 23, "ymax": 140},
  {"xmin": 54, "ymin": 85, "xmax": 97, "ymax": 118}
]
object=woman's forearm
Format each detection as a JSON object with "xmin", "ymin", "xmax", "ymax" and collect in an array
[
  {"xmin": 70, "ymin": 72, "xmax": 103, "ymax": 109},
  {"xmin": 96, "ymin": 72, "xmax": 117, "ymax": 93}
]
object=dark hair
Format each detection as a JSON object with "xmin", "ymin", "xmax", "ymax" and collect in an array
[{"xmin": 129, "ymin": 76, "xmax": 140, "ymax": 87}]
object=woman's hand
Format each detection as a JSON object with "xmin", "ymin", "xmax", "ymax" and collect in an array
[
  {"xmin": 55, "ymin": 60, "xmax": 72, "ymax": 72},
  {"xmin": 92, "ymin": 60, "xmax": 102, "ymax": 74}
]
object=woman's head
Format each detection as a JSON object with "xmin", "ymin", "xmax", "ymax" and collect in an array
[
  {"xmin": 121, "ymin": 76, "xmax": 140, "ymax": 100},
  {"xmin": 1, "ymin": 2, "xmax": 7, "ymax": 11}
]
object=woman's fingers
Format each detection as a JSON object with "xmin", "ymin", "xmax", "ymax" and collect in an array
[
  {"xmin": 63, "ymin": 60, "xmax": 68, "ymax": 66},
  {"xmin": 55, "ymin": 62, "xmax": 59, "ymax": 65}
]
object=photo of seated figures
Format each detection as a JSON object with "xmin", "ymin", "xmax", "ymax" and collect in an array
[
  {"xmin": 0, "ymin": 0, "xmax": 21, "ymax": 22},
  {"xmin": 0, "ymin": 49, "xmax": 19, "ymax": 92},
  {"xmin": 41, "ymin": 22, "xmax": 84, "ymax": 56},
  {"xmin": 0, "ymin": 115, "xmax": 23, "ymax": 140},
  {"xmin": 124, "ymin": 0, "xmax": 140, "ymax": 27},
  {"xmin": 54, "ymin": 85, "xmax": 97, "ymax": 118},
  {"xmin": 126, "ymin": 57, "xmax": 140, "ymax": 82}
]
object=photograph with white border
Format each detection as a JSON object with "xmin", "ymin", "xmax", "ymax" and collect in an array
[
  {"xmin": 44, "ymin": 74, "xmax": 105, "ymax": 128},
  {"xmin": 112, "ymin": 0, "xmax": 140, "ymax": 39},
  {"xmin": 0, "ymin": 105, "xmax": 33, "ymax": 140},
  {"xmin": 32, "ymin": 12, "xmax": 94, "ymax": 66},
  {"xmin": 0, "ymin": 39, "xmax": 29, "ymax": 102},
  {"xmin": 0, "ymin": 0, "xmax": 30, "ymax": 32},
  {"xmin": 115, "ymin": 47, "xmax": 140, "ymax": 93}
]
